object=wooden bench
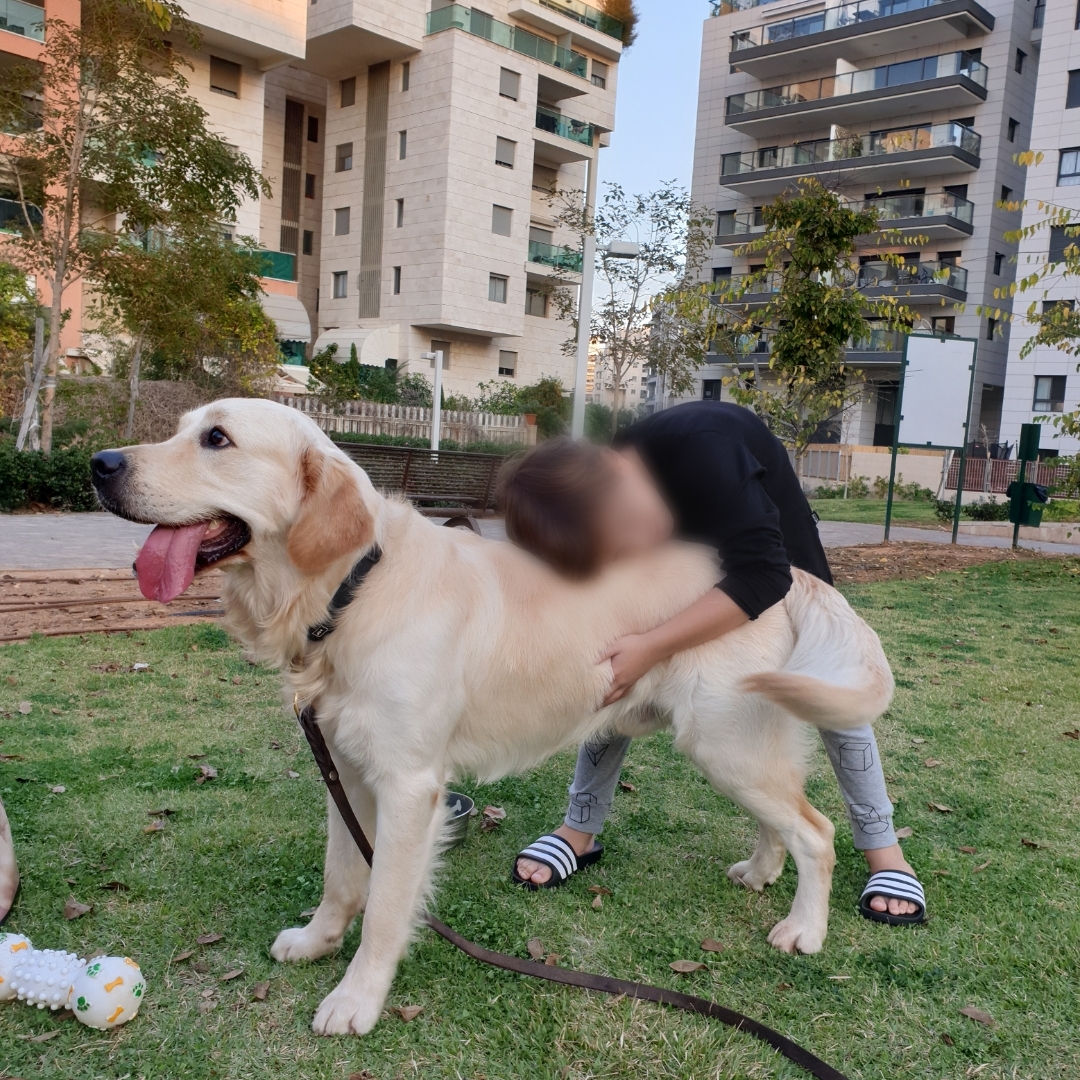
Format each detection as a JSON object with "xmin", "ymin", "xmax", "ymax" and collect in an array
[{"xmin": 333, "ymin": 441, "xmax": 510, "ymax": 530}]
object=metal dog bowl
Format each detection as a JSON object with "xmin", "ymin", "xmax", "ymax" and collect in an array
[{"xmin": 446, "ymin": 791, "xmax": 474, "ymax": 848}]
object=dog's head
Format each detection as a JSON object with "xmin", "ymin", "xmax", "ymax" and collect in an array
[{"xmin": 92, "ymin": 398, "xmax": 378, "ymax": 604}]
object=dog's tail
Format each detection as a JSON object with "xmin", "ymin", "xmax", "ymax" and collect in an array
[{"xmin": 740, "ymin": 569, "xmax": 894, "ymax": 731}]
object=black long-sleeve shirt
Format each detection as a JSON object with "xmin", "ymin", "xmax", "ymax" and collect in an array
[{"xmin": 617, "ymin": 402, "xmax": 832, "ymax": 619}]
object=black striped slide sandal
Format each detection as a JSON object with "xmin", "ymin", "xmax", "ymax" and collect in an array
[{"xmin": 511, "ymin": 833, "xmax": 604, "ymax": 891}]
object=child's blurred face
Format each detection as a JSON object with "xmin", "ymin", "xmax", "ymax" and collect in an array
[{"xmin": 595, "ymin": 447, "xmax": 675, "ymax": 562}]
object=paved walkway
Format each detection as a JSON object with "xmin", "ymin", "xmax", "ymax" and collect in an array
[{"xmin": 1, "ymin": 512, "xmax": 1077, "ymax": 572}]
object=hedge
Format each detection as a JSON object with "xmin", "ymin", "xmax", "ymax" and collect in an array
[{"xmin": 0, "ymin": 441, "xmax": 100, "ymax": 512}]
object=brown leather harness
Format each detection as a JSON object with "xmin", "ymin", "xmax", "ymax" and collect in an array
[{"xmin": 294, "ymin": 552, "xmax": 850, "ymax": 1080}]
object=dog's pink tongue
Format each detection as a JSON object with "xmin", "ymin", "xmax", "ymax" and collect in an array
[{"xmin": 135, "ymin": 523, "xmax": 210, "ymax": 603}]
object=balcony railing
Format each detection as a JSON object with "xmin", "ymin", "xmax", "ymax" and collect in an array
[
  {"xmin": 0, "ymin": 0, "xmax": 44, "ymax": 42},
  {"xmin": 850, "ymin": 328, "xmax": 905, "ymax": 351},
  {"xmin": 537, "ymin": 0, "xmax": 624, "ymax": 40},
  {"xmin": 856, "ymin": 259, "xmax": 967, "ymax": 291},
  {"xmin": 863, "ymin": 190, "xmax": 975, "ymax": 226},
  {"xmin": 0, "ymin": 196, "xmax": 42, "ymax": 233},
  {"xmin": 252, "ymin": 250, "xmax": 297, "ymax": 281},
  {"xmin": 732, "ymin": 0, "xmax": 958, "ymax": 50},
  {"xmin": 714, "ymin": 271, "xmax": 785, "ymax": 298},
  {"xmin": 717, "ymin": 209, "xmax": 766, "ymax": 240},
  {"xmin": 726, "ymin": 51, "xmax": 987, "ymax": 115},
  {"xmin": 535, "ymin": 106, "xmax": 594, "ymax": 146},
  {"xmin": 721, "ymin": 121, "xmax": 980, "ymax": 176},
  {"xmin": 427, "ymin": 4, "xmax": 588, "ymax": 78},
  {"xmin": 528, "ymin": 238, "xmax": 584, "ymax": 272},
  {"xmin": 711, "ymin": 0, "xmax": 785, "ymax": 14}
]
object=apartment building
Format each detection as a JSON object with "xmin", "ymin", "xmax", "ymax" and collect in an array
[
  {"xmin": 690, "ymin": 0, "xmax": 1042, "ymax": 448},
  {"xmin": 999, "ymin": 0, "xmax": 1080, "ymax": 457}
]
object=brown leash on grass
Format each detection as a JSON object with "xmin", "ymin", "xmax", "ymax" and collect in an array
[{"xmin": 295, "ymin": 702, "xmax": 850, "ymax": 1080}]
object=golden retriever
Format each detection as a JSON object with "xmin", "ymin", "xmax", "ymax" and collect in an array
[{"xmin": 91, "ymin": 398, "xmax": 894, "ymax": 1037}]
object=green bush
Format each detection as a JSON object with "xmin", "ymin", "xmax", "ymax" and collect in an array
[
  {"xmin": 934, "ymin": 499, "xmax": 956, "ymax": 524},
  {"xmin": 1043, "ymin": 499, "xmax": 1080, "ymax": 522},
  {"xmin": 0, "ymin": 440, "xmax": 99, "ymax": 511},
  {"xmin": 963, "ymin": 497, "xmax": 1009, "ymax": 522},
  {"xmin": 811, "ymin": 475, "xmax": 869, "ymax": 499},
  {"xmin": 896, "ymin": 479, "xmax": 936, "ymax": 502}
]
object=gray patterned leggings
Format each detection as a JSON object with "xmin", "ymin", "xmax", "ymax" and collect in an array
[{"xmin": 564, "ymin": 726, "xmax": 896, "ymax": 851}]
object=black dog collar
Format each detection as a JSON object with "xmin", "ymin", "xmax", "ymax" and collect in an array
[{"xmin": 306, "ymin": 546, "xmax": 383, "ymax": 642}]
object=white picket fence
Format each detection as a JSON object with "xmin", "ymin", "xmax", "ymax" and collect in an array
[{"xmin": 273, "ymin": 395, "xmax": 537, "ymax": 447}]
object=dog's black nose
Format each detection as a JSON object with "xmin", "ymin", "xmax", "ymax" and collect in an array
[{"xmin": 90, "ymin": 450, "xmax": 127, "ymax": 480}]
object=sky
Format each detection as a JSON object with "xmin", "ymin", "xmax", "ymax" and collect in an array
[{"xmin": 597, "ymin": 0, "xmax": 707, "ymax": 199}]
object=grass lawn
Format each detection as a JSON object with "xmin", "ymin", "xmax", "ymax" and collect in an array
[
  {"xmin": 2, "ymin": 560, "xmax": 1079, "ymax": 1080},
  {"xmin": 810, "ymin": 498, "xmax": 943, "ymax": 527}
]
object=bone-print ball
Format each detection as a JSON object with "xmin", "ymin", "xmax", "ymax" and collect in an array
[
  {"xmin": 0, "ymin": 933, "xmax": 33, "ymax": 1002},
  {"xmin": 11, "ymin": 948, "xmax": 84, "ymax": 1010},
  {"xmin": 70, "ymin": 956, "xmax": 146, "ymax": 1029}
]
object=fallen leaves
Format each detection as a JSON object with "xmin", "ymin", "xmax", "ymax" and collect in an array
[
  {"xmin": 63, "ymin": 898, "xmax": 92, "ymax": 920},
  {"xmin": 911, "ymin": 737, "xmax": 927, "ymax": 745},
  {"xmin": 50, "ymin": 784, "xmax": 66, "ymax": 793},
  {"xmin": 669, "ymin": 960, "xmax": 707, "ymax": 974},
  {"xmin": 347, "ymin": 1073, "xmax": 375, "ymax": 1080},
  {"xmin": 923, "ymin": 759, "xmax": 942, "ymax": 769},
  {"xmin": 147, "ymin": 808, "xmax": 175, "ymax": 817},
  {"xmin": 588, "ymin": 886, "xmax": 611, "ymax": 896},
  {"xmin": 0, "ymin": 753, "xmax": 24, "ymax": 762},
  {"xmin": 1063, "ymin": 729, "xmax": 1080, "ymax": 740},
  {"xmin": 959, "ymin": 846, "xmax": 978, "ymax": 855},
  {"xmin": 194, "ymin": 764, "xmax": 218, "ymax": 784},
  {"xmin": 395, "ymin": 1005, "xmax": 423, "ymax": 1022},
  {"xmin": 617, "ymin": 781, "xmax": 637, "ymax": 792},
  {"xmin": 25, "ymin": 1029, "xmax": 61, "ymax": 1043},
  {"xmin": 220, "ymin": 968, "xmax": 244, "ymax": 982},
  {"xmin": 171, "ymin": 950, "xmax": 195, "ymax": 963},
  {"xmin": 17, "ymin": 701, "xmax": 31, "ymax": 714},
  {"xmin": 895, "ymin": 826, "xmax": 914, "ymax": 839},
  {"xmin": 960, "ymin": 1006, "xmax": 994, "ymax": 1026},
  {"xmin": 143, "ymin": 819, "xmax": 165, "ymax": 834},
  {"xmin": 941, "ymin": 1033, "xmax": 955, "ymax": 1046},
  {"xmin": 928, "ymin": 802, "xmax": 955, "ymax": 814},
  {"xmin": 527, "ymin": 938, "xmax": 545, "ymax": 961},
  {"xmin": 196, "ymin": 932, "xmax": 224, "ymax": 945},
  {"xmin": 700, "ymin": 939, "xmax": 725, "ymax": 953},
  {"xmin": 544, "ymin": 954, "xmax": 562, "ymax": 967},
  {"xmin": 973, "ymin": 860, "xmax": 991, "ymax": 872},
  {"xmin": 252, "ymin": 981, "xmax": 270, "ymax": 1001},
  {"xmin": 286, "ymin": 770, "xmax": 300, "ymax": 780},
  {"xmin": 1021, "ymin": 838, "xmax": 1043, "ymax": 849},
  {"xmin": 591, "ymin": 895, "xmax": 603, "ymax": 910},
  {"xmin": 99, "ymin": 880, "xmax": 129, "ymax": 892},
  {"xmin": 479, "ymin": 806, "xmax": 506, "ymax": 832}
]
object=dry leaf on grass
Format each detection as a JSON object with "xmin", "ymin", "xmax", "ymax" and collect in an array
[
  {"xmin": 895, "ymin": 826, "xmax": 914, "ymax": 839},
  {"xmin": 50, "ymin": 785, "xmax": 65, "ymax": 794},
  {"xmin": 544, "ymin": 954, "xmax": 561, "ymax": 967},
  {"xmin": 941, "ymin": 1033, "xmax": 955, "ymax": 1046},
  {"xmin": 286, "ymin": 770, "xmax": 300, "ymax": 780},
  {"xmin": 827, "ymin": 975, "xmax": 851, "ymax": 981},
  {"xmin": 480, "ymin": 806, "xmax": 506, "ymax": 832},
  {"xmin": 959, "ymin": 846, "xmax": 978, "ymax": 854},
  {"xmin": 395, "ymin": 1005, "xmax": 423, "ymax": 1022},
  {"xmin": 591, "ymin": 895, "xmax": 603, "ymax": 910},
  {"xmin": 669, "ymin": 960, "xmax": 707, "ymax": 974},
  {"xmin": 617, "ymin": 781, "xmax": 637, "ymax": 792},
  {"xmin": 220, "ymin": 969, "xmax": 244, "ymax": 982},
  {"xmin": 928, "ymin": 802, "xmax": 954, "ymax": 813},
  {"xmin": 196, "ymin": 932, "xmax": 224, "ymax": 945},
  {"xmin": 974, "ymin": 861, "xmax": 991, "ymax": 872},
  {"xmin": 252, "ymin": 982, "xmax": 270, "ymax": 1001},
  {"xmin": 1062, "ymin": 729, "xmax": 1080, "ymax": 740},
  {"xmin": 0, "ymin": 753, "xmax": 24, "ymax": 762},
  {"xmin": 911, "ymin": 738, "xmax": 926, "ymax": 745},
  {"xmin": 924, "ymin": 759, "xmax": 942, "ymax": 769},
  {"xmin": 147, "ymin": 808, "xmax": 175, "ymax": 817},
  {"xmin": 1021, "ymin": 838, "xmax": 1043, "ymax": 849},
  {"xmin": 17, "ymin": 701, "xmax": 31, "ymax": 714},
  {"xmin": 171, "ymin": 950, "xmax": 195, "ymax": 963},
  {"xmin": 231, "ymin": 676, "xmax": 242, "ymax": 685},
  {"xmin": 960, "ymin": 1006, "xmax": 994, "ymax": 1026},
  {"xmin": 348, "ymin": 1072, "xmax": 375, "ymax": 1080},
  {"xmin": 933, "ymin": 870, "xmax": 950, "ymax": 877},
  {"xmin": 269, "ymin": 740, "xmax": 282, "ymax": 749},
  {"xmin": 776, "ymin": 982, "xmax": 793, "ymax": 991},
  {"xmin": 300, "ymin": 907, "xmax": 318, "ymax": 918},
  {"xmin": 195, "ymin": 764, "xmax": 218, "ymax": 784},
  {"xmin": 527, "ymin": 938, "xmax": 545, "ymax": 961},
  {"xmin": 144, "ymin": 820, "xmax": 165, "ymax": 834},
  {"xmin": 587, "ymin": 886, "xmax": 612, "ymax": 896},
  {"xmin": 700, "ymin": 939, "xmax": 725, "ymax": 953},
  {"xmin": 99, "ymin": 880, "xmax": 129, "ymax": 892},
  {"xmin": 63, "ymin": 898, "xmax": 92, "ymax": 920},
  {"xmin": 26, "ymin": 1029, "xmax": 61, "ymax": 1043}
]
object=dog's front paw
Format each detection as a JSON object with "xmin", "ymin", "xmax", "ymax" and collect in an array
[
  {"xmin": 271, "ymin": 925, "xmax": 342, "ymax": 963},
  {"xmin": 311, "ymin": 985, "xmax": 383, "ymax": 1037},
  {"xmin": 727, "ymin": 859, "xmax": 781, "ymax": 892},
  {"xmin": 766, "ymin": 917, "xmax": 825, "ymax": 955}
]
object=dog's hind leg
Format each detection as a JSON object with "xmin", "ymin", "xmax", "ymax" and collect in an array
[
  {"xmin": 272, "ymin": 768, "xmax": 376, "ymax": 964},
  {"xmin": 311, "ymin": 770, "xmax": 443, "ymax": 1037}
]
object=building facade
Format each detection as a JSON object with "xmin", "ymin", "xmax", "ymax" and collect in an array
[
  {"xmin": 690, "ymin": 0, "xmax": 1043, "ymax": 449},
  {"xmin": 999, "ymin": 0, "xmax": 1080, "ymax": 457}
]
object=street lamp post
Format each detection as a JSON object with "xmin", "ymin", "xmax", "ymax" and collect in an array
[{"xmin": 419, "ymin": 350, "xmax": 445, "ymax": 451}]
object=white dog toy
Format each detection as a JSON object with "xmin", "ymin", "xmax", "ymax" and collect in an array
[
  {"xmin": 10, "ymin": 948, "xmax": 84, "ymax": 1010},
  {"xmin": 69, "ymin": 955, "xmax": 146, "ymax": 1029},
  {"xmin": 0, "ymin": 932, "xmax": 34, "ymax": 1001}
]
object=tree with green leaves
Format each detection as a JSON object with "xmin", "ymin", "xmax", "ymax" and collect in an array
[
  {"xmin": 716, "ymin": 178, "xmax": 918, "ymax": 458},
  {"xmin": 0, "ymin": 0, "xmax": 267, "ymax": 453},
  {"xmin": 0, "ymin": 263, "xmax": 46, "ymax": 424},
  {"xmin": 550, "ymin": 181, "xmax": 715, "ymax": 436}
]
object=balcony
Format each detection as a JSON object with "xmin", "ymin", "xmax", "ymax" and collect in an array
[
  {"xmin": 537, "ymin": 0, "xmax": 623, "ymax": 40},
  {"xmin": 0, "ymin": 196, "xmax": 42, "ymax": 233},
  {"xmin": 846, "ymin": 327, "xmax": 905, "ymax": 364},
  {"xmin": 0, "ymin": 0, "xmax": 44, "ymax": 42},
  {"xmin": 713, "ymin": 270, "xmax": 785, "ymax": 306},
  {"xmin": 730, "ymin": 0, "xmax": 993, "ymax": 80},
  {"xmin": 536, "ymin": 107, "xmax": 594, "ymax": 145},
  {"xmin": 534, "ymin": 106, "xmax": 595, "ymax": 162},
  {"xmin": 716, "ymin": 209, "xmax": 766, "ymax": 246},
  {"xmin": 856, "ymin": 259, "xmax": 967, "ymax": 301},
  {"xmin": 862, "ymin": 190, "xmax": 974, "ymax": 241},
  {"xmin": 254, "ymin": 250, "xmax": 298, "ymax": 282},
  {"xmin": 427, "ymin": 5, "xmax": 588, "ymax": 79},
  {"xmin": 725, "ymin": 51, "xmax": 988, "ymax": 137},
  {"xmin": 720, "ymin": 121, "xmax": 980, "ymax": 196},
  {"xmin": 528, "ymin": 238, "xmax": 583, "ymax": 273}
]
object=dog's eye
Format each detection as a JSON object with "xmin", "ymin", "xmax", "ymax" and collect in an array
[{"xmin": 203, "ymin": 427, "xmax": 232, "ymax": 450}]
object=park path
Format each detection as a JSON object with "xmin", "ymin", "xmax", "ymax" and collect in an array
[{"xmin": 1, "ymin": 512, "xmax": 1079, "ymax": 572}]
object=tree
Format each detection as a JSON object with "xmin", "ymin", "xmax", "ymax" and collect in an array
[
  {"xmin": 716, "ymin": 179, "xmax": 918, "ymax": 458},
  {"xmin": 0, "ymin": 263, "xmax": 46, "ymax": 426},
  {"xmin": 550, "ymin": 181, "xmax": 715, "ymax": 436},
  {"xmin": 306, "ymin": 342, "xmax": 401, "ymax": 406},
  {"xmin": 0, "ymin": 0, "xmax": 267, "ymax": 453}
]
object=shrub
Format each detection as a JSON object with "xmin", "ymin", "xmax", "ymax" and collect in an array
[
  {"xmin": 934, "ymin": 499, "xmax": 956, "ymax": 524},
  {"xmin": 812, "ymin": 483, "xmax": 845, "ymax": 499},
  {"xmin": 1042, "ymin": 499, "xmax": 1080, "ymax": 522},
  {"xmin": 897, "ymin": 480, "xmax": 935, "ymax": 502},
  {"xmin": 811, "ymin": 475, "xmax": 869, "ymax": 499},
  {"xmin": 0, "ymin": 440, "xmax": 99, "ymax": 511},
  {"xmin": 847, "ymin": 475, "xmax": 870, "ymax": 499},
  {"xmin": 963, "ymin": 498, "xmax": 1009, "ymax": 521}
]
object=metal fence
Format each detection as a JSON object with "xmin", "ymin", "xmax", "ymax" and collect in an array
[
  {"xmin": 945, "ymin": 456, "xmax": 1073, "ymax": 494},
  {"xmin": 272, "ymin": 395, "xmax": 537, "ymax": 447},
  {"xmin": 795, "ymin": 448, "xmax": 850, "ymax": 483}
]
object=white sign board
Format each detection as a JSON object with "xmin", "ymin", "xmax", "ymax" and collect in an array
[{"xmin": 897, "ymin": 335, "xmax": 977, "ymax": 449}]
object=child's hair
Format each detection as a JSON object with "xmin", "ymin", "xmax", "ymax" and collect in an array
[{"xmin": 496, "ymin": 438, "xmax": 613, "ymax": 578}]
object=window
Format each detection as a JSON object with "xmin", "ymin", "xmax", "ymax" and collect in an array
[
  {"xmin": 396, "ymin": 198, "xmax": 404, "ymax": 227},
  {"xmin": 1033, "ymin": 374, "xmax": 1067, "ymax": 412},
  {"xmin": 339, "ymin": 77, "xmax": 356, "ymax": 108},
  {"xmin": 392, "ymin": 266, "xmax": 401, "ymax": 295},
  {"xmin": 1015, "ymin": 48, "xmax": 1026, "ymax": 74},
  {"xmin": 430, "ymin": 340, "xmax": 451, "ymax": 369},
  {"xmin": 931, "ymin": 316, "xmax": 955, "ymax": 335},
  {"xmin": 994, "ymin": 251, "xmax": 1004, "ymax": 275},
  {"xmin": 401, "ymin": 61, "xmax": 410, "ymax": 91},
  {"xmin": 592, "ymin": 60, "xmax": 608, "ymax": 89},
  {"xmin": 525, "ymin": 287, "xmax": 548, "ymax": 317},
  {"xmin": 495, "ymin": 136, "xmax": 516, "ymax": 168},
  {"xmin": 1059, "ymin": 148, "xmax": 1080, "ymax": 186},
  {"xmin": 938, "ymin": 250, "xmax": 961, "ymax": 266},
  {"xmin": 302, "ymin": 230, "xmax": 313, "ymax": 256},
  {"xmin": 1050, "ymin": 225, "xmax": 1079, "ymax": 262},
  {"xmin": 986, "ymin": 318, "xmax": 997, "ymax": 341},
  {"xmin": 398, "ymin": 130, "xmax": 407, "ymax": 159},
  {"xmin": 334, "ymin": 207, "xmax": 350, "ymax": 236},
  {"xmin": 702, "ymin": 380, "xmax": 721, "ymax": 401},
  {"xmin": 307, "ymin": 115, "xmax": 319, "ymax": 143},
  {"xmin": 304, "ymin": 173, "xmax": 316, "ymax": 199},
  {"xmin": 712, "ymin": 266, "xmax": 732, "ymax": 282},
  {"xmin": 1043, "ymin": 298, "xmax": 1075, "ymax": 312},
  {"xmin": 716, "ymin": 210, "xmax": 735, "ymax": 238},
  {"xmin": 499, "ymin": 68, "xmax": 520, "ymax": 100},
  {"xmin": 1069, "ymin": 71, "xmax": 1080, "ymax": 110},
  {"xmin": 1008, "ymin": 117, "xmax": 1019, "ymax": 142},
  {"xmin": 488, "ymin": 274, "xmax": 508, "ymax": 303},
  {"xmin": 944, "ymin": 184, "xmax": 968, "ymax": 200},
  {"xmin": 209, "ymin": 56, "xmax": 241, "ymax": 98},
  {"xmin": 498, "ymin": 350, "xmax": 517, "ymax": 377},
  {"xmin": 492, "ymin": 204, "xmax": 513, "ymax": 236},
  {"xmin": 332, "ymin": 271, "xmax": 348, "ymax": 299},
  {"xmin": 1000, "ymin": 185, "xmax": 1013, "ymax": 205},
  {"xmin": 336, "ymin": 142, "xmax": 353, "ymax": 171}
]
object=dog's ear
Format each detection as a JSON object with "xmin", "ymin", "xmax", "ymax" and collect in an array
[{"xmin": 287, "ymin": 449, "xmax": 374, "ymax": 575}]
